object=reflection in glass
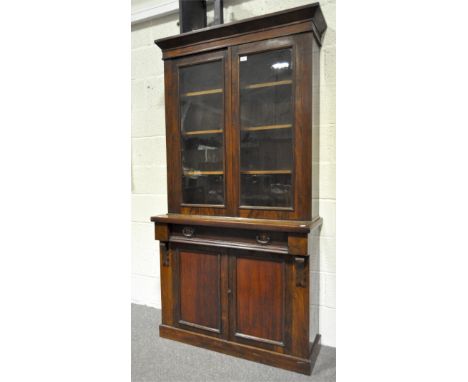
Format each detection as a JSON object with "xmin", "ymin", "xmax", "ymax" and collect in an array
[
  {"xmin": 182, "ymin": 133, "xmax": 223, "ymax": 172},
  {"xmin": 182, "ymin": 174, "xmax": 224, "ymax": 205},
  {"xmin": 179, "ymin": 60, "xmax": 225, "ymax": 205},
  {"xmin": 241, "ymin": 174, "xmax": 292, "ymax": 207},
  {"xmin": 239, "ymin": 49, "xmax": 294, "ymax": 208}
]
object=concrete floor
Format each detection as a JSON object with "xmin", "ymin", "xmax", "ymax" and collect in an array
[{"xmin": 132, "ymin": 304, "xmax": 336, "ymax": 382}]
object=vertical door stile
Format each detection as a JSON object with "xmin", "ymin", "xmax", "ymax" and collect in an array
[
  {"xmin": 224, "ymin": 47, "xmax": 236, "ymax": 217},
  {"xmin": 229, "ymin": 45, "xmax": 241, "ymax": 217},
  {"xmin": 220, "ymin": 249, "xmax": 230, "ymax": 340}
]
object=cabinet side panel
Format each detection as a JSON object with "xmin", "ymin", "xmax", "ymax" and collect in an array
[
  {"xmin": 179, "ymin": 251, "xmax": 221, "ymax": 330},
  {"xmin": 160, "ymin": 244, "xmax": 174, "ymax": 325},
  {"xmin": 294, "ymin": 33, "xmax": 312, "ymax": 220},
  {"xmin": 290, "ymin": 256, "xmax": 310, "ymax": 358},
  {"xmin": 308, "ymin": 231, "xmax": 320, "ymax": 342},
  {"xmin": 236, "ymin": 257, "xmax": 284, "ymax": 342},
  {"xmin": 164, "ymin": 59, "xmax": 182, "ymax": 213},
  {"xmin": 311, "ymin": 36, "xmax": 321, "ymax": 220}
]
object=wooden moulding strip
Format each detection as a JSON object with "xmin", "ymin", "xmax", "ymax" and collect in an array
[
  {"xmin": 183, "ymin": 88, "xmax": 223, "ymax": 97},
  {"xmin": 241, "ymin": 124, "xmax": 292, "ymax": 132},
  {"xmin": 243, "ymin": 80, "xmax": 292, "ymax": 89},
  {"xmin": 151, "ymin": 214, "xmax": 322, "ymax": 234},
  {"xmin": 240, "ymin": 170, "xmax": 292, "ymax": 175},
  {"xmin": 159, "ymin": 325, "xmax": 315, "ymax": 375},
  {"xmin": 184, "ymin": 129, "xmax": 223, "ymax": 136},
  {"xmin": 184, "ymin": 171, "xmax": 224, "ymax": 176}
]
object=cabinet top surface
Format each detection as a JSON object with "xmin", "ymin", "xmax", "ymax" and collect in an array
[
  {"xmin": 151, "ymin": 214, "xmax": 322, "ymax": 234},
  {"xmin": 154, "ymin": 3, "xmax": 327, "ymax": 51}
]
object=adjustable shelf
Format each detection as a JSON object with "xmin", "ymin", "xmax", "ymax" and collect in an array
[
  {"xmin": 184, "ymin": 170, "xmax": 224, "ymax": 176},
  {"xmin": 240, "ymin": 170, "xmax": 292, "ymax": 175},
  {"xmin": 183, "ymin": 129, "xmax": 223, "ymax": 136},
  {"xmin": 241, "ymin": 124, "xmax": 292, "ymax": 132},
  {"xmin": 242, "ymin": 80, "xmax": 292, "ymax": 90},
  {"xmin": 183, "ymin": 88, "xmax": 223, "ymax": 97}
]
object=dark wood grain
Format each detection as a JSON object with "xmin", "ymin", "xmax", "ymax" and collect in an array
[
  {"xmin": 178, "ymin": 250, "xmax": 221, "ymax": 332},
  {"xmin": 311, "ymin": 35, "xmax": 321, "ymax": 221},
  {"xmin": 155, "ymin": 223, "xmax": 169, "ymax": 241},
  {"xmin": 230, "ymin": 35, "xmax": 313, "ymax": 220},
  {"xmin": 151, "ymin": 4, "xmax": 327, "ymax": 375},
  {"xmin": 162, "ymin": 21, "xmax": 313, "ymax": 60},
  {"xmin": 152, "ymin": 214, "xmax": 322, "ymax": 233},
  {"xmin": 164, "ymin": 59, "xmax": 180, "ymax": 213},
  {"xmin": 234, "ymin": 254, "xmax": 284, "ymax": 344},
  {"xmin": 160, "ymin": 324, "xmax": 321, "ymax": 375},
  {"xmin": 170, "ymin": 225, "xmax": 289, "ymax": 254},
  {"xmin": 288, "ymin": 234, "xmax": 308, "ymax": 256},
  {"xmin": 169, "ymin": 50, "xmax": 231, "ymax": 216},
  {"xmin": 160, "ymin": 243, "xmax": 174, "ymax": 325},
  {"xmin": 291, "ymin": 255, "xmax": 310, "ymax": 358}
]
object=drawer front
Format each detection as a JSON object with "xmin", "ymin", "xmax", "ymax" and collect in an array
[{"xmin": 170, "ymin": 225, "xmax": 288, "ymax": 254}]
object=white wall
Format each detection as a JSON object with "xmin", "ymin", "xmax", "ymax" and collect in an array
[{"xmin": 131, "ymin": 0, "xmax": 336, "ymax": 346}]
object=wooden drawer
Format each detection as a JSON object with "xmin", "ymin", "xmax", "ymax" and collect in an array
[
  {"xmin": 170, "ymin": 225, "xmax": 289, "ymax": 254},
  {"xmin": 152, "ymin": 215, "xmax": 320, "ymax": 256}
]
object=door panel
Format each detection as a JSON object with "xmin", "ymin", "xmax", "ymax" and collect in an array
[
  {"xmin": 236, "ymin": 256, "xmax": 284, "ymax": 342},
  {"xmin": 238, "ymin": 48, "xmax": 294, "ymax": 209},
  {"xmin": 167, "ymin": 49, "xmax": 233, "ymax": 216},
  {"xmin": 177, "ymin": 249, "xmax": 221, "ymax": 333},
  {"xmin": 231, "ymin": 35, "xmax": 313, "ymax": 220},
  {"xmin": 230, "ymin": 251, "xmax": 289, "ymax": 350}
]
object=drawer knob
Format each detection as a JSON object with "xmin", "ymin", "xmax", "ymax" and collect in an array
[
  {"xmin": 182, "ymin": 226, "xmax": 195, "ymax": 238},
  {"xmin": 256, "ymin": 233, "xmax": 271, "ymax": 245}
]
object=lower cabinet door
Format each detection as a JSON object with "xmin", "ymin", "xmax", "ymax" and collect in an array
[
  {"xmin": 172, "ymin": 244, "xmax": 227, "ymax": 337},
  {"xmin": 229, "ymin": 250, "xmax": 291, "ymax": 352}
]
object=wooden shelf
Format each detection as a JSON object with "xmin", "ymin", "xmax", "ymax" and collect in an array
[
  {"xmin": 241, "ymin": 124, "xmax": 292, "ymax": 132},
  {"xmin": 242, "ymin": 80, "xmax": 292, "ymax": 90},
  {"xmin": 183, "ymin": 129, "xmax": 223, "ymax": 136},
  {"xmin": 240, "ymin": 170, "xmax": 292, "ymax": 175},
  {"xmin": 184, "ymin": 171, "xmax": 224, "ymax": 176},
  {"xmin": 183, "ymin": 88, "xmax": 223, "ymax": 97}
]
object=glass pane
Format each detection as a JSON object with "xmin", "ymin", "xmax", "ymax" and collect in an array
[
  {"xmin": 179, "ymin": 60, "xmax": 224, "ymax": 205},
  {"xmin": 241, "ymin": 174, "xmax": 292, "ymax": 207},
  {"xmin": 239, "ymin": 49, "xmax": 293, "ymax": 208}
]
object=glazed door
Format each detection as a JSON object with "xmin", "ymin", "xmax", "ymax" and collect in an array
[
  {"xmin": 166, "ymin": 50, "xmax": 234, "ymax": 216},
  {"xmin": 228, "ymin": 250, "xmax": 292, "ymax": 352},
  {"xmin": 231, "ymin": 35, "xmax": 313, "ymax": 220},
  {"xmin": 172, "ymin": 244, "xmax": 229, "ymax": 338}
]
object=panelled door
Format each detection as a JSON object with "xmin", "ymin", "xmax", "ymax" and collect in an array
[
  {"xmin": 172, "ymin": 244, "xmax": 229, "ymax": 338},
  {"xmin": 228, "ymin": 250, "xmax": 292, "ymax": 353},
  {"xmin": 171, "ymin": 243, "xmax": 293, "ymax": 349}
]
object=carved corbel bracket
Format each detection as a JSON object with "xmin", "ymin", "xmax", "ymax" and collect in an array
[
  {"xmin": 295, "ymin": 257, "xmax": 308, "ymax": 288},
  {"xmin": 160, "ymin": 242, "xmax": 170, "ymax": 267}
]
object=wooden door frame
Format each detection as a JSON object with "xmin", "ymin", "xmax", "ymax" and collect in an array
[
  {"xmin": 165, "ymin": 49, "xmax": 235, "ymax": 216},
  {"xmin": 230, "ymin": 34, "xmax": 313, "ymax": 220},
  {"xmin": 227, "ymin": 249, "xmax": 293, "ymax": 353},
  {"xmin": 170, "ymin": 242, "xmax": 229, "ymax": 339}
]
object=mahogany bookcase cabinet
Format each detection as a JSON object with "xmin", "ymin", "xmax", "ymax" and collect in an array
[{"xmin": 151, "ymin": 3, "xmax": 327, "ymax": 375}]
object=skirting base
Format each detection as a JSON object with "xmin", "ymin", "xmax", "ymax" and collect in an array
[{"xmin": 159, "ymin": 324, "xmax": 321, "ymax": 375}]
